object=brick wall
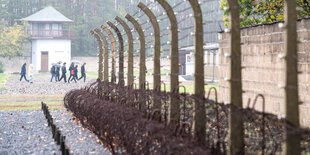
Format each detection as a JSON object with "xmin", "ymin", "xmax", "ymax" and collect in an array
[{"xmin": 218, "ymin": 18, "xmax": 310, "ymax": 127}]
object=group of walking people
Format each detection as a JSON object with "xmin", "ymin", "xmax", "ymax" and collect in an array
[
  {"xmin": 50, "ymin": 61, "xmax": 87, "ymax": 83},
  {"xmin": 20, "ymin": 62, "xmax": 87, "ymax": 83}
]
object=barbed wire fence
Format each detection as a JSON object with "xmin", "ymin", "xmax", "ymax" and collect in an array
[{"xmin": 75, "ymin": 0, "xmax": 310, "ymax": 154}]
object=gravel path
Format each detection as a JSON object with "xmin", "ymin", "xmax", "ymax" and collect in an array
[
  {"xmin": 50, "ymin": 110, "xmax": 111, "ymax": 155},
  {"xmin": 0, "ymin": 75, "xmax": 111, "ymax": 154},
  {"xmin": 0, "ymin": 110, "xmax": 61, "ymax": 155},
  {"xmin": 0, "ymin": 75, "xmax": 96, "ymax": 95}
]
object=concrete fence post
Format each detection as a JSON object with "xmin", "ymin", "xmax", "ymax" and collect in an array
[
  {"xmin": 227, "ymin": 0, "xmax": 244, "ymax": 154},
  {"xmin": 115, "ymin": 16, "xmax": 134, "ymax": 87},
  {"xmin": 188, "ymin": 0, "xmax": 206, "ymax": 144},
  {"xmin": 94, "ymin": 28, "xmax": 109, "ymax": 82},
  {"xmin": 90, "ymin": 30, "xmax": 103, "ymax": 80},
  {"xmin": 156, "ymin": 0, "xmax": 179, "ymax": 127},
  {"xmin": 283, "ymin": 0, "xmax": 300, "ymax": 154},
  {"xmin": 125, "ymin": 14, "xmax": 146, "ymax": 90},
  {"xmin": 138, "ymin": 2, "xmax": 161, "ymax": 111},
  {"xmin": 101, "ymin": 25, "xmax": 117, "ymax": 83},
  {"xmin": 107, "ymin": 21, "xmax": 125, "ymax": 86}
]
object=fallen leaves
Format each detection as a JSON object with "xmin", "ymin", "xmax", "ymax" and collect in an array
[
  {"xmin": 97, "ymin": 139, "xmax": 103, "ymax": 144},
  {"xmin": 73, "ymin": 117, "xmax": 78, "ymax": 124}
]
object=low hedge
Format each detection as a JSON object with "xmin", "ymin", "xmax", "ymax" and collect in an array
[{"xmin": 64, "ymin": 89, "xmax": 210, "ymax": 154}]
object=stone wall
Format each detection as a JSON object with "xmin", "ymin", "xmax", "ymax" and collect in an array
[
  {"xmin": 218, "ymin": 18, "xmax": 310, "ymax": 127},
  {"xmin": 0, "ymin": 57, "xmax": 31, "ymax": 73}
]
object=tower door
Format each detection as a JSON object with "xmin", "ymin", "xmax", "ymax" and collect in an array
[{"xmin": 41, "ymin": 51, "xmax": 49, "ymax": 72}]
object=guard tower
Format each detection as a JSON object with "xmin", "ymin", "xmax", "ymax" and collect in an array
[{"xmin": 21, "ymin": 6, "xmax": 74, "ymax": 72}]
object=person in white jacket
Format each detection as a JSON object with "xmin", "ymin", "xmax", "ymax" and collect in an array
[{"xmin": 28, "ymin": 64, "xmax": 34, "ymax": 83}]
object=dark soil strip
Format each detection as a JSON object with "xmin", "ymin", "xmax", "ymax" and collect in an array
[{"xmin": 41, "ymin": 102, "xmax": 70, "ymax": 155}]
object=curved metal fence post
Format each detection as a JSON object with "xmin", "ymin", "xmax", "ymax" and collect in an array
[
  {"xmin": 94, "ymin": 28, "xmax": 109, "ymax": 82},
  {"xmin": 90, "ymin": 30, "xmax": 104, "ymax": 81},
  {"xmin": 156, "ymin": 0, "xmax": 179, "ymax": 127},
  {"xmin": 227, "ymin": 0, "xmax": 244, "ymax": 154},
  {"xmin": 188, "ymin": 0, "xmax": 206, "ymax": 144},
  {"xmin": 115, "ymin": 16, "xmax": 134, "ymax": 87},
  {"xmin": 101, "ymin": 25, "xmax": 117, "ymax": 83},
  {"xmin": 125, "ymin": 14, "xmax": 146, "ymax": 90},
  {"xmin": 138, "ymin": 2, "xmax": 161, "ymax": 111},
  {"xmin": 107, "ymin": 21, "xmax": 125, "ymax": 86},
  {"xmin": 283, "ymin": 0, "xmax": 300, "ymax": 154}
]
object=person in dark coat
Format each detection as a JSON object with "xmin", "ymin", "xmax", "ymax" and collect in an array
[
  {"xmin": 59, "ymin": 62, "xmax": 67, "ymax": 83},
  {"xmin": 78, "ymin": 63, "xmax": 86, "ymax": 82},
  {"xmin": 68, "ymin": 62, "xmax": 75, "ymax": 83},
  {"xmin": 20, "ymin": 63, "xmax": 29, "ymax": 82},
  {"xmin": 56, "ymin": 61, "xmax": 61, "ymax": 81},
  {"xmin": 71, "ymin": 65, "xmax": 78, "ymax": 82},
  {"xmin": 50, "ymin": 65, "xmax": 57, "ymax": 82}
]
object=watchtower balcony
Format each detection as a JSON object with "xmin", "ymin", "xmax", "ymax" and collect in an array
[
  {"xmin": 26, "ymin": 29, "xmax": 74, "ymax": 39},
  {"xmin": 26, "ymin": 23, "xmax": 74, "ymax": 39}
]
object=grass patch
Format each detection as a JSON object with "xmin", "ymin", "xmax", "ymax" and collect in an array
[
  {"xmin": 0, "ymin": 73, "xmax": 10, "ymax": 89},
  {"xmin": 0, "ymin": 94, "xmax": 64, "ymax": 98},
  {"xmin": 134, "ymin": 83, "xmax": 218, "ymax": 94},
  {"xmin": 81, "ymin": 71, "xmax": 219, "ymax": 94},
  {"xmin": 88, "ymin": 69, "xmax": 170, "ymax": 79},
  {"xmin": 0, "ymin": 106, "xmax": 64, "ymax": 111},
  {"xmin": 0, "ymin": 101, "xmax": 64, "ymax": 111},
  {"xmin": 134, "ymin": 68, "xmax": 170, "ymax": 77},
  {"xmin": 179, "ymin": 84, "xmax": 219, "ymax": 94},
  {"xmin": 0, "ymin": 101, "xmax": 62, "ymax": 106},
  {"xmin": 86, "ymin": 72, "xmax": 98, "ymax": 78},
  {"xmin": 85, "ymin": 70, "xmax": 218, "ymax": 94},
  {"xmin": 0, "ymin": 73, "xmax": 10, "ymax": 83}
]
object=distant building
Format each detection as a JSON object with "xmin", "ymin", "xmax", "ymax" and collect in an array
[
  {"xmin": 21, "ymin": 6, "xmax": 73, "ymax": 72},
  {"xmin": 180, "ymin": 43, "xmax": 219, "ymax": 82}
]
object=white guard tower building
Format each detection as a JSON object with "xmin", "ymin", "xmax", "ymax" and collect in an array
[{"xmin": 21, "ymin": 6, "xmax": 73, "ymax": 72}]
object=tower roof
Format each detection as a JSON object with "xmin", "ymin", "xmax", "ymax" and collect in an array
[{"xmin": 21, "ymin": 6, "xmax": 73, "ymax": 23}]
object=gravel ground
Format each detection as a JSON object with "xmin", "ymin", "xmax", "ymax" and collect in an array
[
  {"xmin": 0, "ymin": 110, "xmax": 61, "ymax": 155},
  {"xmin": 50, "ymin": 110, "xmax": 111, "ymax": 155},
  {"xmin": 0, "ymin": 75, "xmax": 96, "ymax": 95},
  {"xmin": 0, "ymin": 75, "xmax": 111, "ymax": 154}
]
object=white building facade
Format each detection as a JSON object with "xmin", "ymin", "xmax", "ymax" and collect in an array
[
  {"xmin": 183, "ymin": 43, "xmax": 219, "ymax": 82},
  {"xmin": 21, "ymin": 7, "xmax": 73, "ymax": 72}
]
